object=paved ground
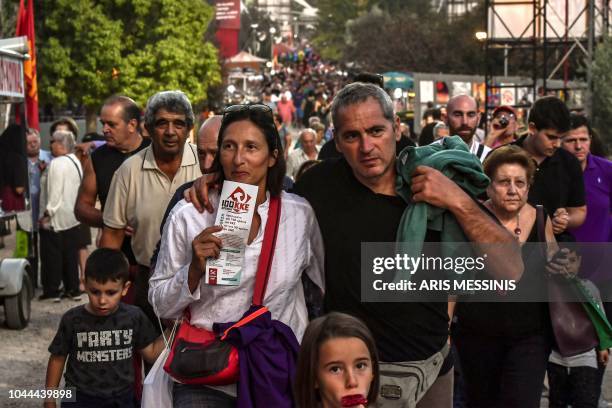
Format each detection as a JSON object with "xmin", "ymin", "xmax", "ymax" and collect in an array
[{"xmin": 1, "ymin": 219, "xmax": 612, "ymax": 407}]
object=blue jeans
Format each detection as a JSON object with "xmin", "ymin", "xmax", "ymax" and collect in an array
[
  {"xmin": 61, "ymin": 389, "xmax": 135, "ymax": 407},
  {"xmin": 173, "ymin": 383, "xmax": 236, "ymax": 408}
]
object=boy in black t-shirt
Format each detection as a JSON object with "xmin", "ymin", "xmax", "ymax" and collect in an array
[{"xmin": 45, "ymin": 248, "xmax": 164, "ymax": 408}]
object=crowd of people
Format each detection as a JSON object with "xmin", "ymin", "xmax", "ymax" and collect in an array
[{"xmin": 1, "ymin": 60, "xmax": 609, "ymax": 408}]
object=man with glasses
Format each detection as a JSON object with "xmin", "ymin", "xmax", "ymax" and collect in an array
[{"xmin": 100, "ymin": 90, "xmax": 201, "ymax": 326}]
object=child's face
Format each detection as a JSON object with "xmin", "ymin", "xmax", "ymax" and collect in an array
[
  {"xmin": 316, "ymin": 337, "xmax": 373, "ymax": 408},
  {"xmin": 84, "ymin": 278, "xmax": 130, "ymax": 317}
]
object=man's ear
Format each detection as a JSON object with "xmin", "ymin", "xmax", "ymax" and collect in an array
[
  {"xmin": 393, "ymin": 115, "xmax": 401, "ymax": 142},
  {"xmin": 528, "ymin": 122, "xmax": 537, "ymax": 135},
  {"xmin": 127, "ymin": 118, "xmax": 139, "ymax": 133}
]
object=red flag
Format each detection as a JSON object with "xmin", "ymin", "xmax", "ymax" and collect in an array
[{"xmin": 16, "ymin": 0, "xmax": 39, "ymax": 130}]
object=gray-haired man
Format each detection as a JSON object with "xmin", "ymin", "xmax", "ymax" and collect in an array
[{"xmin": 100, "ymin": 90, "xmax": 202, "ymax": 324}]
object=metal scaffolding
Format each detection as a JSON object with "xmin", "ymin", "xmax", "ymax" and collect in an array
[{"xmin": 484, "ymin": 0, "xmax": 611, "ymax": 117}]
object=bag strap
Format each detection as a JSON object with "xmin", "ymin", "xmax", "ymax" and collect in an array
[
  {"xmin": 220, "ymin": 306, "xmax": 269, "ymax": 341},
  {"xmin": 536, "ymin": 204, "xmax": 546, "ymax": 243},
  {"xmin": 65, "ymin": 154, "xmax": 83, "ymax": 180},
  {"xmin": 252, "ymin": 196, "xmax": 281, "ymax": 306}
]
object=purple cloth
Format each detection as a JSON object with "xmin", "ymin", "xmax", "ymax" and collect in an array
[
  {"xmin": 570, "ymin": 154, "xmax": 612, "ymax": 281},
  {"xmin": 214, "ymin": 305, "xmax": 299, "ymax": 408}
]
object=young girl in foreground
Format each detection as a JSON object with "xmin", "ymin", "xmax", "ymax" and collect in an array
[{"xmin": 295, "ymin": 312, "xmax": 380, "ymax": 408}]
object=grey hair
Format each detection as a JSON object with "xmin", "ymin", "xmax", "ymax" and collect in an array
[
  {"xmin": 52, "ymin": 130, "xmax": 76, "ymax": 152},
  {"xmin": 27, "ymin": 128, "xmax": 40, "ymax": 138},
  {"xmin": 299, "ymin": 128, "xmax": 317, "ymax": 141},
  {"xmin": 331, "ymin": 82, "xmax": 395, "ymax": 132},
  {"xmin": 144, "ymin": 90, "xmax": 195, "ymax": 134}
]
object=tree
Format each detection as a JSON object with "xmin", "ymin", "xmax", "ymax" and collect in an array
[
  {"xmin": 38, "ymin": 0, "xmax": 221, "ymax": 130},
  {"xmin": 343, "ymin": 4, "xmax": 485, "ymax": 74},
  {"xmin": 592, "ymin": 35, "xmax": 612, "ymax": 146},
  {"xmin": 312, "ymin": 0, "xmax": 369, "ymax": 61}
]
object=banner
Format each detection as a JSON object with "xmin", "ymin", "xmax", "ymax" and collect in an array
[{"xmin": 15, "ymin": 0, "xmax": 39, "ymax": 130}]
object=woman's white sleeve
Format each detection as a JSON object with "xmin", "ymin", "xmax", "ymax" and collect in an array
[
  {"xmin": 148, "ymin": 210, "xmax": 201, "ymax": 318},
  {"xmin": 305, "ymin": 207, "xmax": 325, "ymax": 294}
]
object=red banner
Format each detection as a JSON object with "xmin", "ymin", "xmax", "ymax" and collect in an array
[
  {"xmin": 15, "ymin": 0, "xmax": 39, "ymax": 130},
  {"xmin": 216, "ymin": 0, "xmax": 240, "ymax": 30}
]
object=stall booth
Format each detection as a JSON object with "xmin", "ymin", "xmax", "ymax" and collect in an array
[{"xmin": 0, "ymin": 36, "xmax": 34, "ymax": 329}]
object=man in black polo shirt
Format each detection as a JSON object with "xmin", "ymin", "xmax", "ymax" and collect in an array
[
  {"xmin": 293, "ymin": 83, "xmax": 523, "ymax": 407},
  {"xmin": 185, "ymin": 84, "xmax": 523, "ymax": 407},
  {"xmin": 510, "ymin": 96, "xmax": 586, "ymax": 240},
  {"xmin": 74, "ymin": 95, "xmax": 150, "ymax": 264}
]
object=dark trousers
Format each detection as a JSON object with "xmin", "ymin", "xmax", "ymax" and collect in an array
[
  {"xmin": 548, "ymin": 361, "xmax": 604, "ymax": 408},
  {"xmin": 454, "ymin": 330, "xmax": 550, "ymax": 408},
  {"xmin": 61, "ymin": 389, "xmax": 135, "ymax": 408},
  {"xmin": 136, "ymin": 265, "xmax": 159, "ymax": 334},
  {"xmin": 40, "ymin": 226, "xmax": 80, "ymax": 297}
]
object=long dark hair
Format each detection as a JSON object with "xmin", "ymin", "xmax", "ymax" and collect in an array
[
  {"xmin": 294, "ymin": 312, "xmax": 380, "ymax": 408},
  {"xmin": 212, "ymin": 105, "xmax": 286, "ymax": 197}
]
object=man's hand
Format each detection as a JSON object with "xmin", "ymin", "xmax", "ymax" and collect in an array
[
  {"xmin": 124, "ymin": 226, "xmax": 135, "ymax": 237},
  {"xmin": 484, "ymin": 123, "xmax": 507, "ymax": 147},
  {"xmin": 411, "ymin": 166, "xmax": 471, "ymax": 210},
  {"xmin": 552, "ymin": 208, "xmax": 570, "ymax": 235},
  {"xmin": 599, "ymin": 349, "xmax": 609, "ymax": 366},
  {"xmin": 188, "ymin": 225, "xmax": 223, "ymax": 292},
  {"xmin": 184, "ymin": 173, "xmax": 220, "ymax": 213}
]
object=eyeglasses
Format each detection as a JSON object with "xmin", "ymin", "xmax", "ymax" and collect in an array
[
  {"xmin": 223, "ymin": 103, "xmax": 273, "ymax": 118},
  {"xmin": 222, "ymin": 104, "xmax": 278, "ymax": 149}
]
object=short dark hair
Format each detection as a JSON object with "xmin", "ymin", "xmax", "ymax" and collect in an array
[
  {"xmin": 212, "ymin": 105, "xmax": 285, "ymax": 197},
  {"xmin": 85, "ymin": 248, "xmax": 129, "ymax": 284},
  {"xmin": 103, "ymin": 95, "xmax": 141, "ymax": 128},
  {"xmin": 528, "ymin": 96, "xmax": 570, "ymax": 133},
  {"xmin": 50, "ymin": 117, "xmax": 79, "ymax": 139},
  {"xmin": 294, "ymin": 312, "xmax": 380, "ymax": 408},
  {"xmin": 484, "ymin": 145, "xmax": 536, "ymax": 185},
  {"xmin": 418, "ymin": 122, "xmax": 437, "ymax": 146},
  {"xmin": 569, "ymin": 113, "xmax": 592, "ymax": 136}
]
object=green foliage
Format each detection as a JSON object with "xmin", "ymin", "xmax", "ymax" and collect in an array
[
  {"xmin": 38, "ymin": 0, "xmax": 221, "ymax": 112},
  {"xmin": 592, "ymin": 35, "xmax": 612, "ymax": 144},
  {"xmin": 312, "ymin": 0, "xmax": 368, "ymax": 60},
  {"xmin": 314, "ymin": 0, "xmax": 484, "ymax": 75}
]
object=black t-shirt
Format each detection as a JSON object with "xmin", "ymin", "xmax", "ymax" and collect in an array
[
  {"xmin": 91, "ymin": 138, "xmax": 151, "ymax": 209},
  {"xmin": 511, "ymin": 136, "xmax": 585, "ymax": 219},
  {"xmin": 318, "ymin": 139, "xmax": 343, "ymax": 160},
  {"xmin": 293, "ymin": 158, "xmax": 448, "ymax": 362},
  {"xmin": 48, "ymin": 303, "xmax": 158, "ymax": 398},
  {"xmin": 91, "ymin": 138, "xmax": 150, "ymax": 264}
]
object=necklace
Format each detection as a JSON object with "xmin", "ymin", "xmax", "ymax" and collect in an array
[{"xmin": 514, "ymin": 210, "xmax": 522, "ymax": 236}]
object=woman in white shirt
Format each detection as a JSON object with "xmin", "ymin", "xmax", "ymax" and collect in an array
[
  {"xmin": 39, "ymin": 130, "xmax": 83, "ymax": 301},
  {"xmin": 149, "ymin": 104, "xmax": 325, "ymax": 407}
]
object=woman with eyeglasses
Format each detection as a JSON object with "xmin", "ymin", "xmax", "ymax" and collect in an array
[{"xmin": 149, "ymin": 104, "xmax": 325, "ymax": 407}]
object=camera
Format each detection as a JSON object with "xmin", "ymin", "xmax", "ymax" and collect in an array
[{"xmin": 498, "ymin": 117, "xmax": 509, "ymax": 128}]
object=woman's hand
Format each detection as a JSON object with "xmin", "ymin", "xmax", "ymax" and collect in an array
[
  {"xmin": 188, "ymin": 225, "xmax": 223, "ymax": 292},
  {"xmin": 546, "ymin": 248, "xmax": 581, "ymax": 278}
]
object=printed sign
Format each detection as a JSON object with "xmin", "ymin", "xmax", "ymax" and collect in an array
[{"xmin": 205, "ymin": 181, "xmax": 258, "ymax": 286}]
